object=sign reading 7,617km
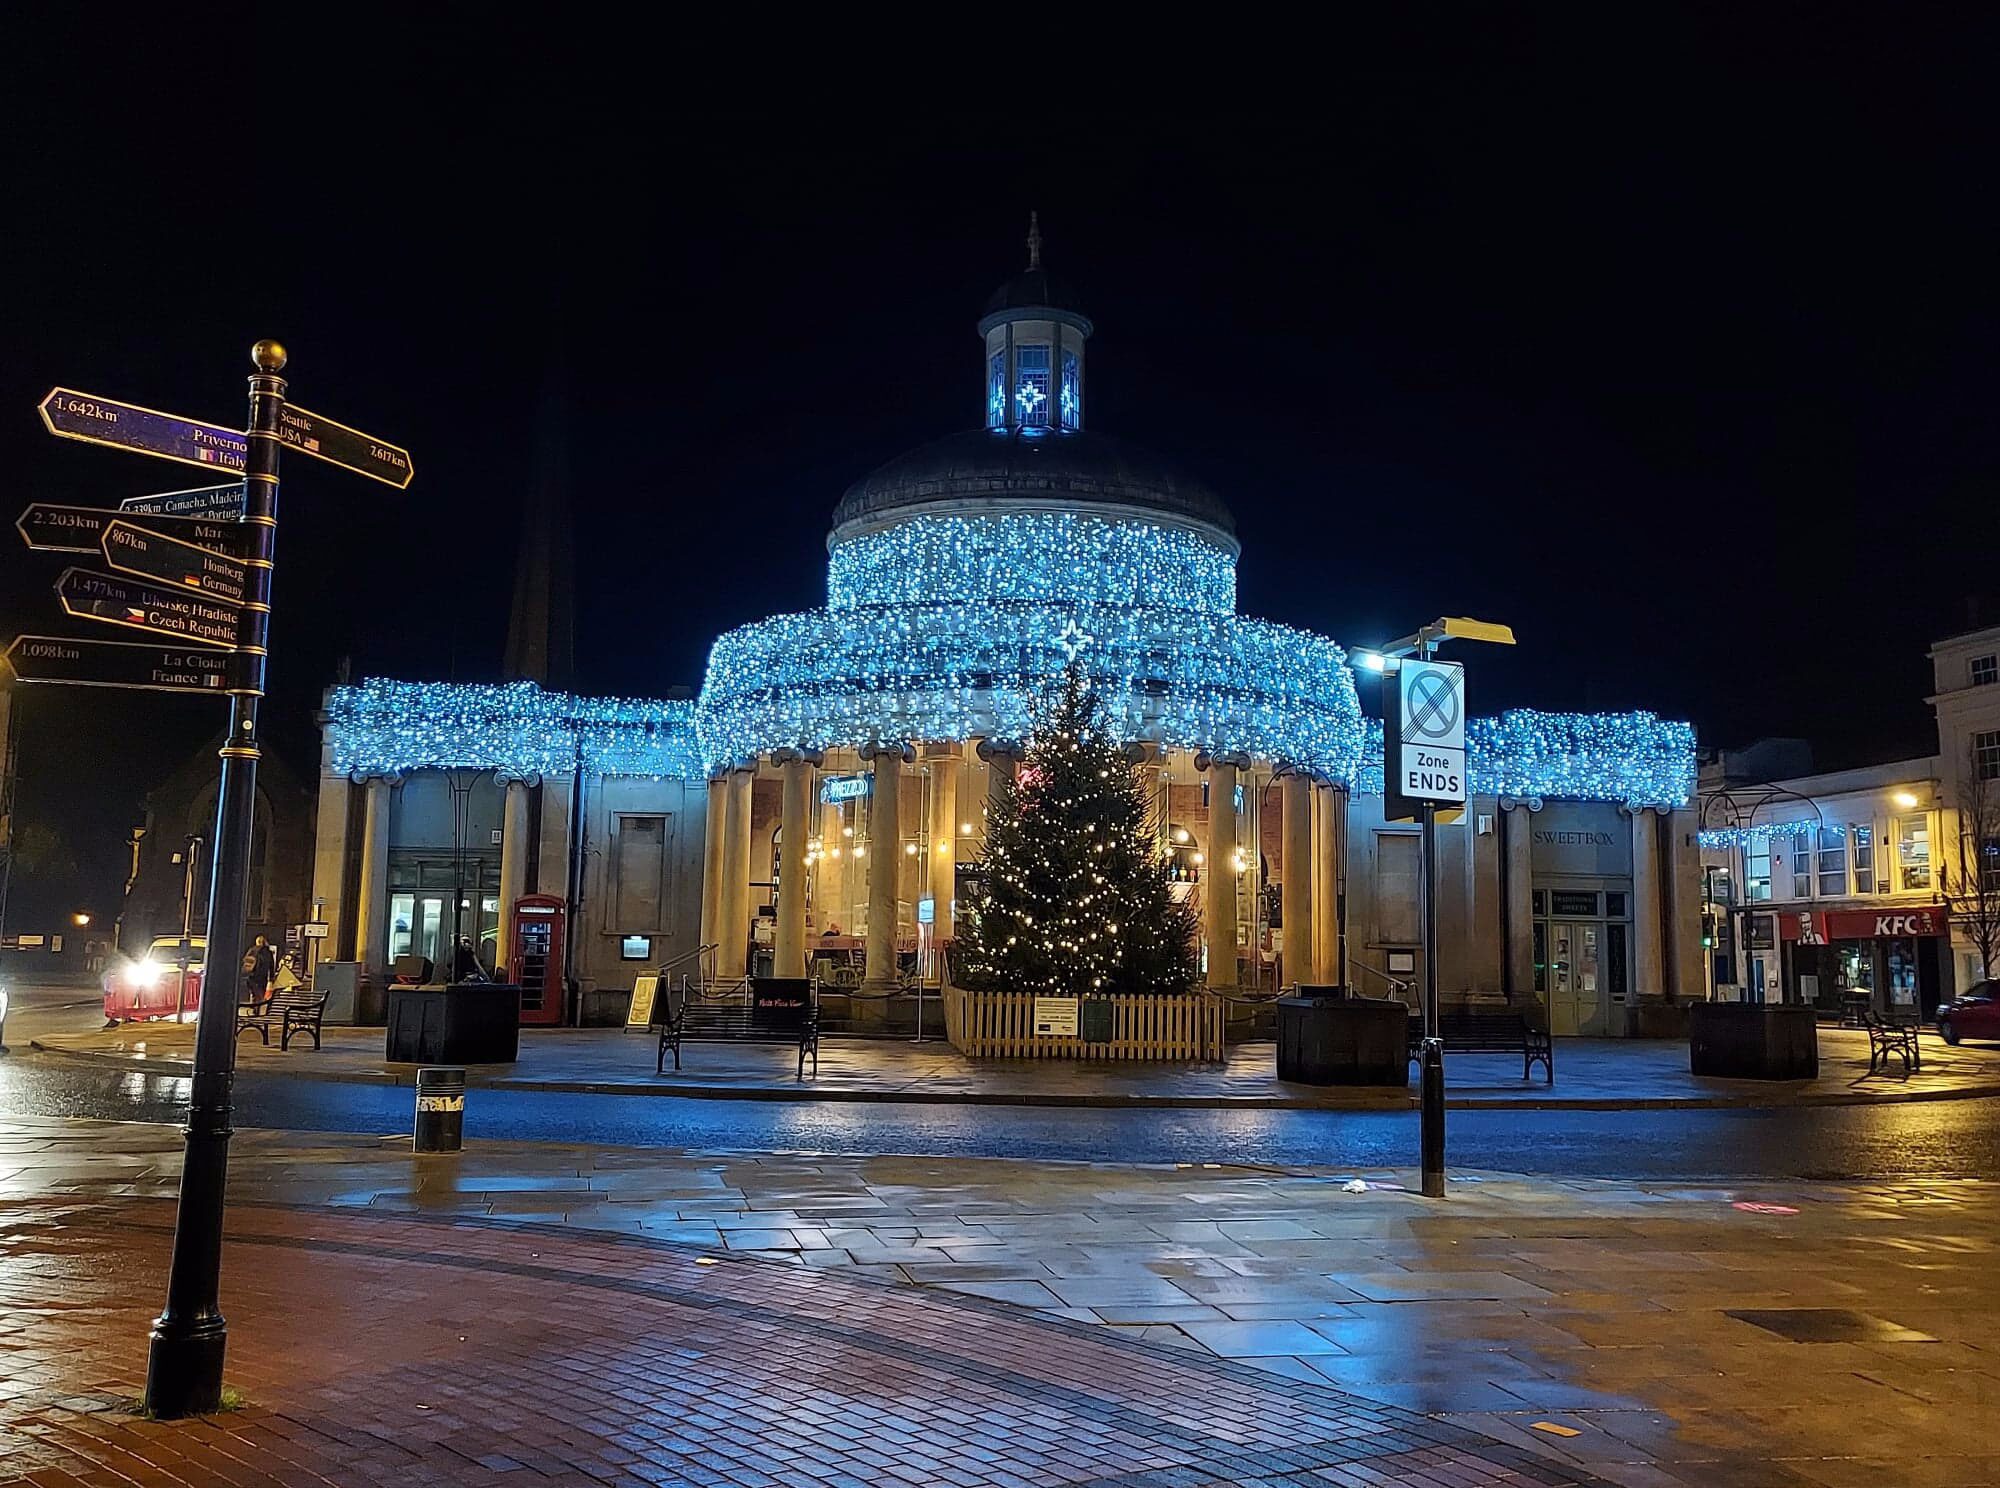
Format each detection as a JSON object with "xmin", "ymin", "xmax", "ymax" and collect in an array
[{"xmin": 278, "ymin": 404, "xmax": 414, "ymax": 488}]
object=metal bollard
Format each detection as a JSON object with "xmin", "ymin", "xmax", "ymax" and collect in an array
[{"xmin": 413, "ymin": 1066, "xmax": 465, "ymax": 1153}]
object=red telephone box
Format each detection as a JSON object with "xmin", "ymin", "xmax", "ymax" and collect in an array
[{"xmin": 510, "ymin": 895, "xmax": 567, "ymax": 1026}]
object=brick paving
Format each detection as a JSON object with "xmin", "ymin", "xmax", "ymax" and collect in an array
[
  {"xmin": 0, "ymin": 1195, "xmax": 1613, "ymax": 1488},
  {"xmin": 32, "ymin": 1013, "xmax": 2000, "ymax": 1111}
]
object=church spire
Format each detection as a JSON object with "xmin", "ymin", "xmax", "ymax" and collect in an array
[
  {"xmin": 504, "ymin": 322, "xmax": 578, "ymax": 692},
  {"xmin": 1026, "ymin": 210, "xmax": 1042, "ymax": 270}
]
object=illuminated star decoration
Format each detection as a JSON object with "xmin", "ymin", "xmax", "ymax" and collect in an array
[
  {"xmin": 1056, "ymin": 618, "xmax": 1093, "ymax": 662},
  {"xmin": 1016, "ymin": 380, "xmax": 1047, "ymax": 419}
]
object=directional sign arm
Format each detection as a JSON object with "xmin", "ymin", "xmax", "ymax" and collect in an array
[
  {"xmin": 277, "ymin": 403, "xmax": 413, "ymax": 488},
  {"xmin": 38, "ymin": 389, "xmax": 247, "ymax": 473}
]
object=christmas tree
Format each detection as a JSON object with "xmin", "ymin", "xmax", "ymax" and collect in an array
[{"xmin": 956, "ymin": 665, "xmax": 1200, "ymax": 998}]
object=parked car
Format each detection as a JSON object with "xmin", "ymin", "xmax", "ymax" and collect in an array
[
  {"xmin": 102, "ymin": 935, "xmax": 207, "ymax": 1024},
  {"xmin": 1937, "ymin": 981, "xmax": 2000, "ymax": 1045}
]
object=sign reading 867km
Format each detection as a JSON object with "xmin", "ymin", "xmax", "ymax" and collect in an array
[{"xmin": 1395, "ymin": 659, "xmax": 1466, "ymax": 804}]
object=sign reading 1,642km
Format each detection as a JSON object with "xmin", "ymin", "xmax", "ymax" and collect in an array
[
  {"xmin": 38, "ymin": 389, "xmax": 247, "ymax": 472},
  {"xmin": 278, "ymin": 404, "xmax": 414, "ymax": 488}
]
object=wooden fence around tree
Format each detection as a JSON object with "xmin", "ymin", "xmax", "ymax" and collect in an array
[{"xmin": 942, "ymin": 986, "xmax": 1226, "ymax": 1061}]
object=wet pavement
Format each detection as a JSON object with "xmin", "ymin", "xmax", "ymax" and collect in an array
[{"xmin": 5, "ymin": 1116, "xmax": 1998, "ymax": 1485}]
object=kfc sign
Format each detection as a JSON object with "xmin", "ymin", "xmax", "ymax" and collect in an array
[{"xmin": 1781, "ymin": 906, "xmax": 1948, "ymax": 941}]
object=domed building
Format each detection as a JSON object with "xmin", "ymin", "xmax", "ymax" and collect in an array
[{"xmin": 312, "ymin": 226, "xmax": 1703, "ymax": 1043}]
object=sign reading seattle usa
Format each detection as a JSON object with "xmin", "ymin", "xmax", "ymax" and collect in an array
[
  {"xmin": 37, "ymin": 389, "xmax": 247, "ymax": 472},
  {"xmin": 1383, "ymin": 658, "xmax": 1466, "ymax": 822},
  {"xmin": 277, "ymin": 404, "xmax": 415, "ymax": 488}
]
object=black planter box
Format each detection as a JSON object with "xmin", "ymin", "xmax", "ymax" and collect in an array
[
  {"xmin": 1688, "ymin": 1001, "xmax": 1818, "ymax": 1080},
  {"xmin": 386, "ymin": 983, "xmax": 522, "ymax": 1065},
  {"xmin": 1277, "ymin": 994, "xmax": 1410, "ymax": 1087}
]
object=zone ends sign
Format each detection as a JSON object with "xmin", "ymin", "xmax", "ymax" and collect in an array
[{"xmin": 1384, "ymin": 658, "xmax": 1466, "ymax": 821}]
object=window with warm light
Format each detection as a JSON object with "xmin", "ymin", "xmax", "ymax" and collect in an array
[
  {"xmin": 1745, "ymin": 840, "xmax": 1772, "ymax": 901},
  {"xmin": 1852, "ymin": 825, "xmax": 1874, "ymax": 893},
  {"xmin": 1898, "ymin": 814, "xmax": 1931, "ymax": 890}
]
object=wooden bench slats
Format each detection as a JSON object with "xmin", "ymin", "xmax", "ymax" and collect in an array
[
  {"xmin": 1407, "ymin": 1009, "xmax": 1554, "ymax": 1084},
  {"xmin": 656, "ymin": 980, "xmax": 820, "ymax": 1080},
  {"xmin": 237, "ymin": 989, "xmax": 329, "ymax": 1052}
]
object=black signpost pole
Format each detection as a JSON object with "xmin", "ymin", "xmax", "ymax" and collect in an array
[{"xmin": 145, "ymin": 341, "xmax": 286, "ymax": 1419}]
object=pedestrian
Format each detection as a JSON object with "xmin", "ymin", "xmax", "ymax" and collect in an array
[{"xmin": 242, "ymin": 934, "xmax": 275, "ymax": 1007}]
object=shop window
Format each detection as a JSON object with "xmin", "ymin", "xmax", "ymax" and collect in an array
[
  {"xmin": 1897, "ymin": 814, "xmax": 1931, "ymax": 890},
  {"xmin": 1375, "ymin": 832, "xmax": 1420, "ymax": 943},
  {"xmin": 1014, "ymin": 344, "xmax": 1051, "ymax": 426},
  {"xmin": 1605, "ymin": 891, "xmax": 1629, "ymax": 919},
  {"xmin": 1816, "ymin": 826, "xmax": 1847, "ymax": 898},
  {"xmin": 1852, "ymin": 826, "xmax": 1874, "ymax": 893},
  {"xmin": 1745, "ymin": 842, "xmax": 1772, "ymax": 901},
  {"xmin": 1976, "ymin": 729, "xmax": 2000, "ymax": 782},
  {"xmin": 1971, "ymin": 654, "xmax": 1997, "ymax": 687},
  {"xmin": 613, "ymin": 814, "xmax": 667, "ymax": 931},
  {"xmin": 1789, "ymin": 831, "xmax": 1813, "ymax": 899}
]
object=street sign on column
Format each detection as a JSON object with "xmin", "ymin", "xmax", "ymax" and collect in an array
[
  {"xmin": 38, "ymin": 389, "xmax": 247, "ymax": 472},
  {"xmin": 55, "ymin": 568, "xmax": 241, "ymax": 649},
  {"xmin": 277, "ymin": 404, "xmax": 414, "ymax": 488},
  {"xmin": 18, "ymin": 501, "xmax": 245, "ymax": 556},
  {"xmin": 100, "ymin": 519, "xmax": 248, "ymax": 603},
  {"xmin": 3, "ymin": 635, "xmax": 230, "ymax": 693},
  {"xmin": 119, "ymin": 483, "xmax": 246, "ymax": 520},
  {"xmin": 1383, "ymin": 658, "xmax": 1466, "ymax": 823}
]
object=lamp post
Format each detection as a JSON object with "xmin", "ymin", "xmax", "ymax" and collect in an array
[{"xmin": 1355, "ymin": 616, "xmax": 1516, "ymax": 1200}]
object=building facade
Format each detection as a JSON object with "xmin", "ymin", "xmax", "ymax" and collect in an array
[{"xmin": 310, "ymin": 235, "xmax": 1704, "ymax": 1035}]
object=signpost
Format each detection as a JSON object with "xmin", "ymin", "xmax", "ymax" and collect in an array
[
  {"xmin": 3, "ymin": 635, "xmax": 230, "ymax": 693},
  {"xmin": 99, "ymin": 519, "xmax": 248, "ymax": 603},
  {"xmin": 38, "ymin": 389, "xmax": 248, "ymax": 472},
  {"xmin": 1366, "ymin": 619, "xmax": 1514, "ymax": 1201},
  {"xmin": 56, "ymin": 568, "xmax": 242, "ymax": 649},
  {"xmin": 6, "ymin": 346, "xmax": 409, "ymax": 1420},
  {"xmin": 120, "ymin": 483, "xmax": 246, "ymax": 520}
]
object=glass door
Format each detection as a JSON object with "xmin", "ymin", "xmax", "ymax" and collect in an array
[
  {"xmin": 1549, "ymin": 921, "xmax": 1608, "ymax": 1036},
  {"xmin": 388, "ymin": 892, "xmax": 449, "ymax": 972}
]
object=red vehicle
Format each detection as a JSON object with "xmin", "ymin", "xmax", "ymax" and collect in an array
[
  {"xmin": 1937, "ymin": 981, "xmax": 2000, "ymax": 1045},
  {"xmin": 103, "ymin": 935, "xmax": 207, "ymax": 1024}
]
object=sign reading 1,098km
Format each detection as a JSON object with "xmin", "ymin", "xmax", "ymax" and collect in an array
[{"xmin": 2, "ymin": 634, "xmax": 230, "ymax": 694}]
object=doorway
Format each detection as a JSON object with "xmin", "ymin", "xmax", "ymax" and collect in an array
[{"xmin": 1548, "ymin": 920, "xmax": 1609, "ymax": 1036}]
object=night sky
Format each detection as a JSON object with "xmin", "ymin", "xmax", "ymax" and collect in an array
[{"xmin": 4, "ymin": 9, "xmax": 1998, "ymax": 919}]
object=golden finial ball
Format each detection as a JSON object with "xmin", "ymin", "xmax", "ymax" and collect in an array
[{"xmin": 251, "ymin": 339, "xmax": 288, "ymax": 371}]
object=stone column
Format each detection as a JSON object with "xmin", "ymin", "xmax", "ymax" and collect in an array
[
  {"xmin": 1280, "ymin": 770, "xmax": 1316, "ymax": 987},
  {"xmin": 309, "ymin": 771, "xmax": 353, "ymax": 959},
  {"xmin": 497, "ymin": 774, "xmax": 533, "ymax": 980},
  {"xmin": 1202, "ymin": 756, "xmax": 1241, "ymax": 989},
  {"xmin": 1315, "ymin": 780, "xmax": 1344, "ymax": 988},
  {"xmin": 977, "ymin": 738, "xmax": 1022, "ymax": 835},
  {"xmin": 925, "ymin": 748, "xmax": 961, "ymax": 941},
  {"xmin": 861, "ymin": 743, "xmax": 909, "ymax": 993},
  {"xmin": 1633, "ymin": 807, "xmax": 1664, "ymax": 1005},
  {"xmin": 698, "ymin": 772, "xmax": 728, "ymax": 966},
  {"xmin": 719, "ymin": 764, "xmax": 755, "ymax": 979},
  {"xmin": 355, "ymin": 774, "xmax": 394, "ymax": 980},
  {"xmin": 1505, "ymin": 802, "xmax": 1537, "ymax": 999},
  {"xmin": 772, "ymin": 750, "xmax": 818, "ymax": 979}
]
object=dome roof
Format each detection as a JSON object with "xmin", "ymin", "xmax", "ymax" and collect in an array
[
  {"xmin": 981, "ymin": 267, "xmax": 1089, "ymax": 319},
  {"xmin": 830, "ymin": 428, "xmax": 1236, "ymax": 545}
]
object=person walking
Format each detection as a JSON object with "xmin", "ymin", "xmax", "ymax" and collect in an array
[{"xmin": 242, "ymin": 934, "xmax": 276, "ymax": 1008}]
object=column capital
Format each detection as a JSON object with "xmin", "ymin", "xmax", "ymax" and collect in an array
[
  {"xmin": 1619, "ymin": 803, "xmax": 1666, "ymax": 820},
  {"xmin": 860, "ymin": 740, "xmax": 915, "ymax": 764},
  {"xmin": 494, "ymin": 769, "xmax": 542, "ymax": 789},
  {"xmin": 347, "ymin": 769, "xmax": 402, "ymax": 786},
  {"xmin": 727, "ymin": 757, "xmax": 759, "ymax": 776},
  {"xmin": 769, "ymin": 746, "xmax": 825, "ymax": 767},
  {"xmin": 1500, "ymin": 795, "xmax": 1545, "ymax": 813},
  {"xmin": 1195, "ymin": 750, "xmax": 1252, "ymax": 772},
  {"xmin": 1121, "ymin": 741, "xmax": 1160, "ymax": 765},
  {"xmin": 976, "ymin": 737, "xmax": 1026, "ymax": 763}
]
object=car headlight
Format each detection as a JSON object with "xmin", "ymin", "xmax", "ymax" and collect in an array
[{"xmin": 128, "ymin": 960, "xmax": 165, "ymax": 989}]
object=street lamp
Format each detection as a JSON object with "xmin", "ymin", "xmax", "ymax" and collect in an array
[{"xmin": 1361, "ymin": 616, "xmax": 1517, "ymax": 1199}]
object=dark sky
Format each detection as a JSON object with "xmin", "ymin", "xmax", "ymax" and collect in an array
[{"xmin": 5, "ymin": 7, "xmax": 1998, "ymax": 918}]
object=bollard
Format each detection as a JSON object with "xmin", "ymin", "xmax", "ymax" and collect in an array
[{"xmin": 413, "ymin": 1066, "xmax": 466, "ymax": 1153}]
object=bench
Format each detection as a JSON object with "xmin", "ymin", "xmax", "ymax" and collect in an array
[
  {"xmin": 1408, "ymin": 1009, "xmax": 1554, "ymax": 1084},
  {"xmin": 238, "ymin": 988, "xmax": 329, "ymax": 1051},
  {"xmin": 1862, "ymin": 1009, "xmax": 1921, "ymax": 1075},
  {"xmin": 656, "ymin": 976, "xmax": 820, "ymax": 1079}
]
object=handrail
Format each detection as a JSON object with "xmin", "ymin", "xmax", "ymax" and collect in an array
[
  {"xmin": 654, "ymin": 942, "xmax": 717, "ymax": 977},
  {"xmin": 1351, "ymin": 960, "xmax": 1413, "ymax": 999}
]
